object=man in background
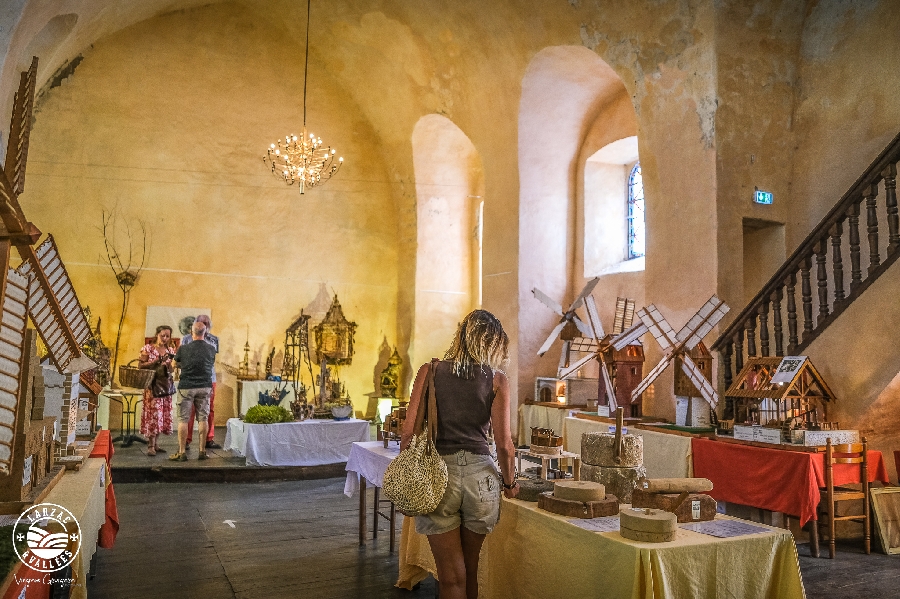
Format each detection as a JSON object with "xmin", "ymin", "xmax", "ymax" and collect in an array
[
  {"xmin": 171, "ymin": 320, "xmax": 216, "ymax": 460},
  {"xmin": 182, "ymin": 314, "xmax": 220, "ymax": 450}
]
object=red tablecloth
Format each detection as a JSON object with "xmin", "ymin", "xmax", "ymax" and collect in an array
[
  {"xmin": 89, "ymin": 430, "xmax": 120, "ymax": 548},
  {"xmin": 692, "ymin": 437, "xmax": 889, "ymax": 527}
]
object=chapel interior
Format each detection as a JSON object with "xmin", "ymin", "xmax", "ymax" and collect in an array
[{"xmin": 1, "ymin": 0, "xmax": 900, "ymax": 597}]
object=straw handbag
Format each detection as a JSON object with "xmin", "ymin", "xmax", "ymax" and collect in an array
[{"xmin": 382, "ymin": 359, "xmax": 448, "ymax": 516}]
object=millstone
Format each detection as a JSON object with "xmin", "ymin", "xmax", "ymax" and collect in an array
[
  {"xmin": 580, "ymin": 463, "xmax": 646, "ymax": 504},
  {"xmin": 554, "ymin": 480, "xmax": 605, "ymax": 502},
  {"xmin": 537, "ymin": 492, "xmax": 620, "ymax": 519},
  {"xmin": 517, "ymin": 478, "xmax": 556, "ymax": 502},
  {"xmin": 619, "ymin": 507, "xmax": 677, "ymax": 542},
  {"xmin": 581, "ymin": 432, "xmax": 643, "ymax": 467}
]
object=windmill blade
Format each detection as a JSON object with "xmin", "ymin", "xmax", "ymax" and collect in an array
[
  {"xmin": 567, "ymin": 277, "xmax": 600, "ymax": 312},
  {"xmin": 623, "ymin": 299, "xmax": 635, "ymax": 329},
  {"xmin": 630, "ymin": 353, "xmax": 674, "ymax": 403},
  {"xmin": 537, "ymin": 321, "xmax": 566, "ymax": 356},
  {"xmin": 17, "ymin": 236, "xmax": 95, "ymax": 372},
  {"xmin": 4, "ymin": 57, "xmax": 36, "ymax": 197},
  {"xmin": 0, "ymin": 269, "xmax": 29, "ymax": 474},
  {"xmin": 638, "ymin": 305, "xmax": 678, "ymax": 351},
  {"xmin": 568, "ymin": 337, "xmax": 598, "ymax": 353},
  {"xmin": 611, "ymin": 321, "xmax": 648, "ymax": 351},
  {"xmin": 597, "ymin": 355, "xmax": 618, "ymax": 410},
  {"xmin": 681, "ymin": 353, "xmax": 719, "ymax": 409},
  {"xmin": 584, "ymin": 295, "xmax": 605, "ymax": 339},
  {"xmin": 675, "ymin": 295, "xmax": 730, "ymax": 350},
  {"xmin": 572, "ymin": 314, "xmax": 594, "ymax": 339},
  {"xmin": 532, "ymin": 287, "xmax": 563, "ymax": 316},
  {"xmin": 557, "ymin": 352, "xmax": 596, "ymax": 380},
  {"xmin": 613, "ymin": 297, "xmax": 626, "ymax": 334}
]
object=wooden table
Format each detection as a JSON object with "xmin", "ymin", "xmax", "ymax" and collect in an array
[
  {"xmin": 516, "ymin": 448, "xmax": 580, "ymax": 480},
  {"xmin": 344, "ymin": 441, "xmax": 401, "ymax": 551},
  {"xmin": 692, "ymin": 437, "xmax": 890, "ymax": 557}
]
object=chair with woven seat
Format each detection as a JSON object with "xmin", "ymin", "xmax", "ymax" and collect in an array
[{"xmin": 816, "ymin": 437, "xmax": 870, "ymax": 558}]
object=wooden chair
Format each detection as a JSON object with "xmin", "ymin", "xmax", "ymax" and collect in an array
[{"xmin": 817, "ymin": 437, "xmax": 870, "ymax": 558}]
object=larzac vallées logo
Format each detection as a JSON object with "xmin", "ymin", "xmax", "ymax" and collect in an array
[{"xmin": 12, "ymin": 503, "xmax": 82, "ymax": 573}]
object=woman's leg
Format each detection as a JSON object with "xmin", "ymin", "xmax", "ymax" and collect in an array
[
  {"xmin": 426, "ymin": 528, "xmax": 467, "ymax": 599},
  {"xmin": 460, "ymin": 527, "xmax": 486, "ymax": 599}
]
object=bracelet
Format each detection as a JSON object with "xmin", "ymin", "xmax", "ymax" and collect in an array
[{"xmin": 501, "ymin": 480, "xmax": 518, "ymax": 490}]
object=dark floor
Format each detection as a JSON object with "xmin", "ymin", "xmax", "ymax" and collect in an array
[{"xmin": 86, "ymin": 477, "xmax": 900, "ymax": 599}]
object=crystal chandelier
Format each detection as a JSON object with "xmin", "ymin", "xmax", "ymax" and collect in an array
[{"xmin": 264, "ymin": 0, "xmax": 342, "ymax": 194}]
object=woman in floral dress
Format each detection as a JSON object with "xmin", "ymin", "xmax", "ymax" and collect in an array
[{"xmin": 139, "ymin": 325, "xmax": 175, "ymax": 455}]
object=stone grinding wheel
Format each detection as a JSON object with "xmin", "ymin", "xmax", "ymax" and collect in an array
[
  {"xmin": 581, "ymin": 432, "xmax": 643, "ymax": 467},
  {"xmin": 537, "ymin": 492, "xmax": 620, "ymax": 519},
  {"xmin": 517, "ymin": 478, "xmax": 556, "ymax": 502},
  {"xmin": 619, "ymin": 508, "xmax": 678, "ymax": 542},
  {"xmin": 554, "ymin": 480, "xmax": 606, "ymax": 502}
]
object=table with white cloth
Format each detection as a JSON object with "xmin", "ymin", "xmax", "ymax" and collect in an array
[
  {"xmin": 344, "ymin": 440, "xmax": 402, "ymax": 550},
  {"xmin": 398, "ymin": 498, "xmax": 806, "ymax": 599},
  {"xmin": 563, "ymin": 416, "xmax": 694, "ymax": 478},
  {"xmin": 224, "ymin": 417, "xmax": 370, "ymax": 466},
  {"xmin": 236, "ymin": 380, "xmax": 297, "ymax": 417},
  {"xmin": 517, "ymin": 403, "xmax": 579, "ymax": 446}
]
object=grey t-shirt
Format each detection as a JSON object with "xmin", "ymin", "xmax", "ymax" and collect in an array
[{"xmin": 175, "ymin": 340, "xmax": 217, "ymax": 389}]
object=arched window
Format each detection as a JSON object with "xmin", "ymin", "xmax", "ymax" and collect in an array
[{"xmin": 627, "ymin": 162, "xmax": 645, "ymax": 259}]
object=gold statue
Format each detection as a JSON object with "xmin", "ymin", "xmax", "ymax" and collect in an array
[{"xmin": 379, "ymin": 347, "xmax": 403, "ymax": 398}]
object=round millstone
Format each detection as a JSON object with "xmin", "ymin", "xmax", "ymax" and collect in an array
[{"xmin": 554, "ymin": 480, "xmax": 606, "ymax": 502}]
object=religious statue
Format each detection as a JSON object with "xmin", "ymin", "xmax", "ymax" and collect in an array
[{"xmin": 379, "ymin": 347, "xmax": 403, "ymax": 398}]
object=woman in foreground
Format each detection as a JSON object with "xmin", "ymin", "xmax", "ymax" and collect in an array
[{"xmin": 401, "ymin": 310, "xmax": 519, "ymax": 599}]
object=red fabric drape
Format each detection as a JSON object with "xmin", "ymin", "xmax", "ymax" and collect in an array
[
  {"xmin": 692, "ymin": 438, "xmax": 888, "ymax": 527},
  {"xmin": 89, "ymin": 430, "xmax": 120, "ymax": 548}
]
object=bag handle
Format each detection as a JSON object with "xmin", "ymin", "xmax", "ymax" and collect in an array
[{"xmin": 412, "ymin": 359, "xmax": 440, "ymax": 453}]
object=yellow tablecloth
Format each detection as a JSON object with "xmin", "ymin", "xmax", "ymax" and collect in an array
[
  {"xmin": 398, "ymin": 498, "xmax": 805, "ymax": 599},
  {"xmin": 44, "ymin": 458, "xmax": 107, "ymax": 599}
]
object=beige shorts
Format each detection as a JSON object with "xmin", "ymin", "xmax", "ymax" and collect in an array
[
  {"xmin": 177, "ymin": 387, "xmax": 211, "ymax": 423},
  {"xmin": 415, "ymin": 450, "xmax": 501, "ymax": 536}
]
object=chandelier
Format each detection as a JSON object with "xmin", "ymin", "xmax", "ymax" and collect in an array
[{"xmin": 264, "ymin": 0, "xmax": 342, "ymax": 194}]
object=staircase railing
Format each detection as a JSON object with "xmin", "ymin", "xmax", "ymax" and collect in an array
[{"xmin": 712, "ymin": 130, "xmax": 900, "ymax": 397}]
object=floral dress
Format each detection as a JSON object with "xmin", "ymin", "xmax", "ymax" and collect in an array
[{"xmin": 139, "ymin": 344, "xmax": 174, "ymax": 437}]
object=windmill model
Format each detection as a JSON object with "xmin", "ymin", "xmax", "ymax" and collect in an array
[
  {"xmin": 555, "ymin": 297, "xmax": 641, "ymax": 413},
  {"xmin": 0, "ymin": 57, "xmax": 95, "ymax": 479},
  {"xmin": 533, "ymin": 277, "xmax": 600, "ymax": 376},
  {"xmin": 612, "ymin": 296, "xmax": 730, "ymax": 425}
]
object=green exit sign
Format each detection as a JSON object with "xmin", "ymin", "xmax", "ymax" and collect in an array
[{"xmin": 754, "ymin": 190, "xmax": 773, "ymax": 205}]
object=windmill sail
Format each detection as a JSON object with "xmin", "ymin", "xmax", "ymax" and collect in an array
[
  {"xmin": 630, "ymin": 353, "xmax": 674, "ymax": 403},
  {"xmin": 637, "ymin": 305, "xmax": 678, "ymax": 351},
  {"xmin": 675, "ymin": 295, "xmax": 730, "ymax": 350},
  {"xmin": 612, "ymin": 297, "xmax": 635, "ymax": 334},
  {"xmin": 17, "ymin": 236, "xmax": 94, "ymax": 372},
  {"xmin": 681, "ymin": 353, "xmax": 719, "ymax": 408},
  {"xmin": 612, "ymin": 320, "xmax": 648, "ymax": 351},
  {"xmin": 0, "ymin": 269, "xmax": 29, "ymax": 473},
  {"xmin": 4, "ymin": 57, "xmax": 36, "ymax": 197}
]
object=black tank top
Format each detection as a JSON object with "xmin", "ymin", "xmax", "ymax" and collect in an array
[{"xmin": 432, "ymin": 360, "xmax": 495, "ymax": 455}]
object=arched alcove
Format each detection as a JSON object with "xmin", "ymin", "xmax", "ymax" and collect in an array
[
  {"xmin": 517, "ymin": 46, "xmax": 635, "ymax": 402},
  {"xmin": 411, "ymin": 114, "xmax": 483, "ymax": 368},
  {"xmin": 18, "ymin": 13, "xmax": 78, "ymax": 73}
]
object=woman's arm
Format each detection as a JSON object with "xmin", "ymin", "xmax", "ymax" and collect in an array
[
  {"xmin": 399, "ymin": 363, "xmax": 430, "ymax": 451},
  {"xmin": 490, "ymin": 371, "xmax": 519, "ymax": 499},
  {"xmin": 137, "ymin": 350, "xmax": 155, "ymax": 369}
]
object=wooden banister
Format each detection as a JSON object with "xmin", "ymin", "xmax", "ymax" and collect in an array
[{"xmin": 714, "ymin": 131, "xmax": 900, "ymax": 415}]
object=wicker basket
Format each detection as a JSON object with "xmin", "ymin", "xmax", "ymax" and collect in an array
[{"xmin": 118, "ymin": 360, "xmax": 154, "ymax": 389}]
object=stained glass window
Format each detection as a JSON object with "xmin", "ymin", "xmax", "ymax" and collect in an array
[{"xmin": 627, "ymin": 162, "xmax": 645, "ymax": 259}]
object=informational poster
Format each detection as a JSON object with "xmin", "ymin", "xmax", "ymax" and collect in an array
[
  {"xmin": 771, "ymin": 356, "xmax": 807, "ymax": 384},
  {"xmin": 145, "ymin": 306, "xmax": 211, "ymax": 340}
]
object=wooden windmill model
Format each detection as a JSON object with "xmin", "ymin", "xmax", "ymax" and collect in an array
[
  {"xmin": 612, "ymin": 296, "xmax": 729, "ymax": 425},
  {"xmin": 556, "ymin": 297, "xmax": 640, "ymax": 413},
  {"xmin": 533, "ymin": 277, "xmax": 600, "ymax": 376},
  {"xmin": 0, "ymin": 57, "xmax": 95, "ymax": 474}
]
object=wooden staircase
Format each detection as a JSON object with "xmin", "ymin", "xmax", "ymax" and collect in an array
[{"xmin": 712, "ymin": 131, "xmax": 900, "ymax": 416}]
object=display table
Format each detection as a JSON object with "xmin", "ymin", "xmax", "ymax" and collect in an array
[
  {"xmin": 344, "ymin": 441, "xmax": 402, "ymax": 550},
  {"xmin": 564, "ymin": 416, "xmax": 694, "ymax": 478},
  {"xmin": 398, "ymin": 499, "xmax": 806, "ymax": 598},
  {"xmin": 224, "ymin": 417, "xmax": 370, "ymax": 466},
  {"xmin": 692, "ymin": 437, "xmax": 890, "ymax": 557},
  {"xmin": 517, "ymin": 403, "xmax": 578, "ymax": 445},
  {"xmin": 236, "ymin": 380, "xmax": 297, "ymax": 417},
  {"xmin": 87, "ymin": 430, "xmax": 119, "ymax": 549}
]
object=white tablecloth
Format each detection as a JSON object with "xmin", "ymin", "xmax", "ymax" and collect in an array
[
  {"xmin": 343, "ymin": 440, "xmax": 401, "ymax": 496},
  {"xmin": 517, "ymin": 404, "xmax": 579, "ymax": 445},
  {"xmin": 563, "ymin": 416, "xmax": 694, "ymax": 478},
  {"xmin": 237, "ymin": 380, "xmax": 297, "ymax": 417},
  {"xmin": 224, "ymin": 417, "xmax": 370, "ymax": 466}
]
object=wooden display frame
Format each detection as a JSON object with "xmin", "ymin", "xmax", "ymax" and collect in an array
[{"xmin": 870, "ymin": 487, "xmax": 900, "ymax": 555}]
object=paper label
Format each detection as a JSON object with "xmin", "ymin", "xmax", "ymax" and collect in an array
[
  {"xmin": 692, "ymin": 500, "xmax": 700, "ymax": 520},
  {"xmin": 21, "ymin": 456, "xmax": 32, "ymax": 487}
]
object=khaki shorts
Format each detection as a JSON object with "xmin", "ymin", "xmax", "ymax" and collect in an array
[
  {"xmin": 415, "ymin": 450, "xmax": 501, "ymax": 536},
  {"xmin": 177, "ymin": 387, "xmax": 211, "ymax": 423}
]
